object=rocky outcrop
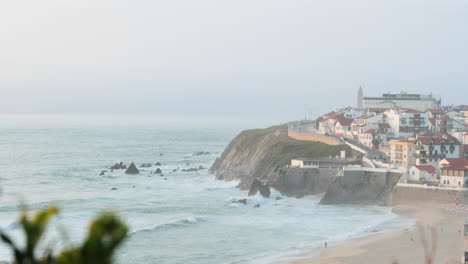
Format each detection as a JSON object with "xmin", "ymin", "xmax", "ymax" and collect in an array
[
  {"xmin": 154, "ymin": 168, "xmax": 162, "ymax": 174},
  {"xmin": 125, "ymin": 162, "xmax": 140, "ymax": 174},
  {"xmin": 110, "ymin": 162, "xmax": 126, "ymax": 170},
  {"xmin": 193, "ymin": 152, "xmax": 211, "ymax": 156},
  {"xmin": 248, "ymin": 179, "xmax": 271, "ymax": 198},
  {"xmin": 320, "ymin": 170, "xmax": 402, "ymax": 205},
  {"xmin": 210, "ymin": 125, "xmax": 351, "ymax": 194}
]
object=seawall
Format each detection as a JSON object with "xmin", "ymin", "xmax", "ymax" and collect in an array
[
  {"xmin": 320, "ymin": 170, "xmax": 402, "ymax": 205},
  {"xmin": 273, "ymin": 168, "xmax": 338, "ymax": 197},
  {"xmin": 388, "ymin": 184, "xmax": 468, "ymax": 205}
]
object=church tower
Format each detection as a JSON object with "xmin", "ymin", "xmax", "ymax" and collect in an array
[{"xmin": 357, "ymin": 86, "xmax": 363, "ymax": 109}]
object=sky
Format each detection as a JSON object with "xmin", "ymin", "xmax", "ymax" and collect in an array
[{"xmin": 1, "ymin": 0, "xmax": 468, "ymax": 124}]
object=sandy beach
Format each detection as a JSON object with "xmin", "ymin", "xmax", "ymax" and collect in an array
[{"xmin": 290, "ymin": 204, "xmax": 466, "ymax": 264}]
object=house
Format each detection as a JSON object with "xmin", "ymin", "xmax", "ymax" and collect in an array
[
  {"xmin": 338, "ymin": 107, "xmax": 367, "ymax": 119},
  {"xmin": 385, "ymin": 108, "xmax": 429, "ymax": 138},
  {"xmin": 428, "ymin": 116, "xmax": 464, "ymax": 134},
  {"xmin": 358, "ymin": 130, "xmax": 375, "ymax": 148},
  {"xmin": 358, "ymin": 129, "xmax": 387, "ymax": 148},
  {"xmin": 415, "ymin": 133, "xmax": 462, "ymax": 165},
  {"xmin": 426, "ymin": 108, "xmax": 446, "ymax": 118},
  {"xmin": 333, "ymin": 115, "xmax": 354, "ymax": 137},
  {"xmin": 389, "ymin": 139, "xmax": 417, "ymax": 168},
  {"xmin": 318, "ymin": 112, "xmax": 340, "ymax": 135},
  {"xmin": 439, "ymin": 158, "xmax": 468, "ymax": 188},
  {"xmin": 290, "ymin": 159, "xmax": 319, "ymax": 168},
  {"xmin": 408, "ymin": 165, "xmax": 438, "ymax": 182}
]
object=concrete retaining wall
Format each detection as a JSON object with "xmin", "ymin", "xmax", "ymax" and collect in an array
[
  {"xmin": 389, "ymin": 184, "xmax": 468, "ymax": 205},
  {"xmin": 287, "ymin": 130, "xmax": 343, "ymax": 145},
  {"xmin": 274, "ymin": 168, "xmax": 338, "ymax": 197}
]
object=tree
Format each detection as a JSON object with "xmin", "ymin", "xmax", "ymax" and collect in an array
[{"xmin": 0, "ymin": 206, "xmax": 128, "ymax": 264}]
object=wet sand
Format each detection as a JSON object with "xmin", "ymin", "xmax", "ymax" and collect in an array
[{"xmin": 290, "ymin": 204, "xmax": 466, "ymax": 264}]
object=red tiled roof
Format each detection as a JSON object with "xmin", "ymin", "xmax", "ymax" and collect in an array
[
  {"xmin": 417, "ymin": 133, "xmax": 461, "ymax": 145},
  {"xmin": 402, "ymin": 109, "xmax": 425, "ymax": 114},
  {"xmin": 437, "ymin": 116, "xmax": 454, "ymax": 121},
  {"xmin": 363, "ymin": 129, "xmax": 377, "ymax": 135},
  {"xmin": 441, "ymin": 158, "xmax": 468, "ymax": 171},
  {"xmin": 323, "ymin": 111, "xmax": 337, "ymax": 118},
  {"xmin": 426, "ymin": 108, "xmax": 446, "ymax": 114},
  {"xmin": 335, "ymin": 115, "xmax": 354, "ymax": 126},
  {"xmin": 414, "ymin": 165, "xmax": 437, "ymax": 174}
]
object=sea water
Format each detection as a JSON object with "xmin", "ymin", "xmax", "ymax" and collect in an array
[{"xmin": 0, "ymin": 115, "xmax": 403, "ymax": 264}]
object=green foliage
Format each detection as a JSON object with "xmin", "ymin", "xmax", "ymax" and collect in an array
[{"xmin": 0, "ymin": 206, "xmax": 128, "ymax": 264}]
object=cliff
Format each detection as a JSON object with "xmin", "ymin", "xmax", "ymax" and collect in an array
[{"xmin": 210, "ymin": 124, "xmax": 351, "ymax": 193}]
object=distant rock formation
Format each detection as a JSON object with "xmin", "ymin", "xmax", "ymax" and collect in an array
[
  {"xmin": 182, "ymin": 168, "xmax": 198, "ymax": 172},
  {"xmin": 110, "ymin": 162, "xmax": 126, "ymax": 170},
  {"xmin": 99, "ymin": 170, "xmax": 107, "ymax": 176},
  {"xmin": 248, "ymin": 179, "xmax": 271, "ymax": 198},
  {"xmin": 193, "ymin": 151, "xmax": 211, "ymax": 156},
  {"xmin": 155, "ymin": 168, "xmax": 162, "ymax": 174},
  {"xmin": 234, "ymin": 199, "xmax": 247, "ymax": 205},
  {"xmin": 155, "ymin": 162, "xmax": 161, "ymax": 166},
  {"xmin": 140, "ymin": 163, "xmax": 152, "ymax": 168},
  {"xmin": 125, "ymin": 162, "xmax": 140, "ymax": 174},
  {"xmin": 198, "ymin": 166, "xmax": 205, "ymax": 170}
]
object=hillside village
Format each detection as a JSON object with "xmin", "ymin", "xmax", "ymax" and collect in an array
[{"xmin": 289, "ymin": 89, "xmax": 468, "ymax": 189}]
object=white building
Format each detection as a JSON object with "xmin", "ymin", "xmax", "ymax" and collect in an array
[
  {"xmin": 416, "ymin": 133, "xmax": 462, "ymax": 165},
  {"xmin": 364, "ymin": 92, "xmax": 441, "ymax": 112},
  {"xmin": 290, "ymin": 159, "xmax": 319, "ymax": 168},
  {"xmin": 408, "ymin": 165, "xmax": 438, "ymax": 182},
  {"xmin": 439, "ymin": 158, "xmax": 468, "ymax": 188},
  {"xmin": 385, "ymin": 108, "xmax": 429, "ymax": 138}
]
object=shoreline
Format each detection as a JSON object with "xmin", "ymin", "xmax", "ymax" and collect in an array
[{"xmin": 284, "ymin": 203, "xmax": 465, "ymax": 264}]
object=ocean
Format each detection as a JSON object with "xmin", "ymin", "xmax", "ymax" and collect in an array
[{"xmin": 0, "ymin": 115, "xmax": 405, "ymax": 263}]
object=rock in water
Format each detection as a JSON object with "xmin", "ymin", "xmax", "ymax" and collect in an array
[
  {"xmin": 235, "ymin": 199, "xmax": 247, "ymax": 205},
  {"xmin": 248, "ymin": 179, "xmax": 271, "ymax": 198},
  {"xmin": 125, "ymin": 162, "xmax": 140, "ymax": 174},
  {"xmin": 254, "ymin": 204, "xmax": 261, "ymax": 208},
  {"xmin": 155, "ymin": 168, "xmax": 162, "ymax": 174},
  {"xmin": 99, "ymin": 170, "xmax": 107, "ymax": 176},
  {"xmin": 155, "ymin": 162, "xmax": 161, "ymax": 166}
]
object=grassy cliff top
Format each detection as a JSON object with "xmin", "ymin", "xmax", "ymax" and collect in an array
[{"xmin": 213, "ymin": 124, "xmax": 355, "ymax": 176}]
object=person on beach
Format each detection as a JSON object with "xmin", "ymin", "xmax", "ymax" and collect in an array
[{"xmin": 324, "ymin": 241, "xmax": 327, "ymax": 248}]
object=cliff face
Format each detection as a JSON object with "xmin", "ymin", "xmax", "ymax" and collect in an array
[{"xmin": 210, "ymin": 125, "xmax": 349, "ymax": 193}]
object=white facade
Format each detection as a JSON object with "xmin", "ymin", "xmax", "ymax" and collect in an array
[
  {"xmin": 440, "ymin": 176, "xmax": 466, "ymax": 188},
  {"xmin": 364, "ymin": 92, "xmax": 441, "ymax": 111},
  {"xmin": 385, "ymin": 109, "xmax": 429, "ymax": 138},
  {"xmin": 408, "ymin": 166, "xmax": 437, "ymax": 181},
  {"xmin": 290, "ymin": 159, "xmax": 319, "ymax": 168}
]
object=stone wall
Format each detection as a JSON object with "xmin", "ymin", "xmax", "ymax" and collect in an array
[
  {"xmin": 319, "ymin": 170, "xmax": 402, "ymax": 205},
  {"xmin": 274, "ymin": 168, "xmax": 338, "ymax": 197},
  {"xmin": 388, "ymin": 184, "xmax": 468, "ymax": 205},
  {"xmin": 287, "ymin": 130, "xmax": 343, "ymax": 145}
]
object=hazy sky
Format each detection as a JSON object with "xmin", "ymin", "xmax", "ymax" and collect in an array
[{"xmin": 1, "ymin": 0, "xmax": 468, "ymax": 123}]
